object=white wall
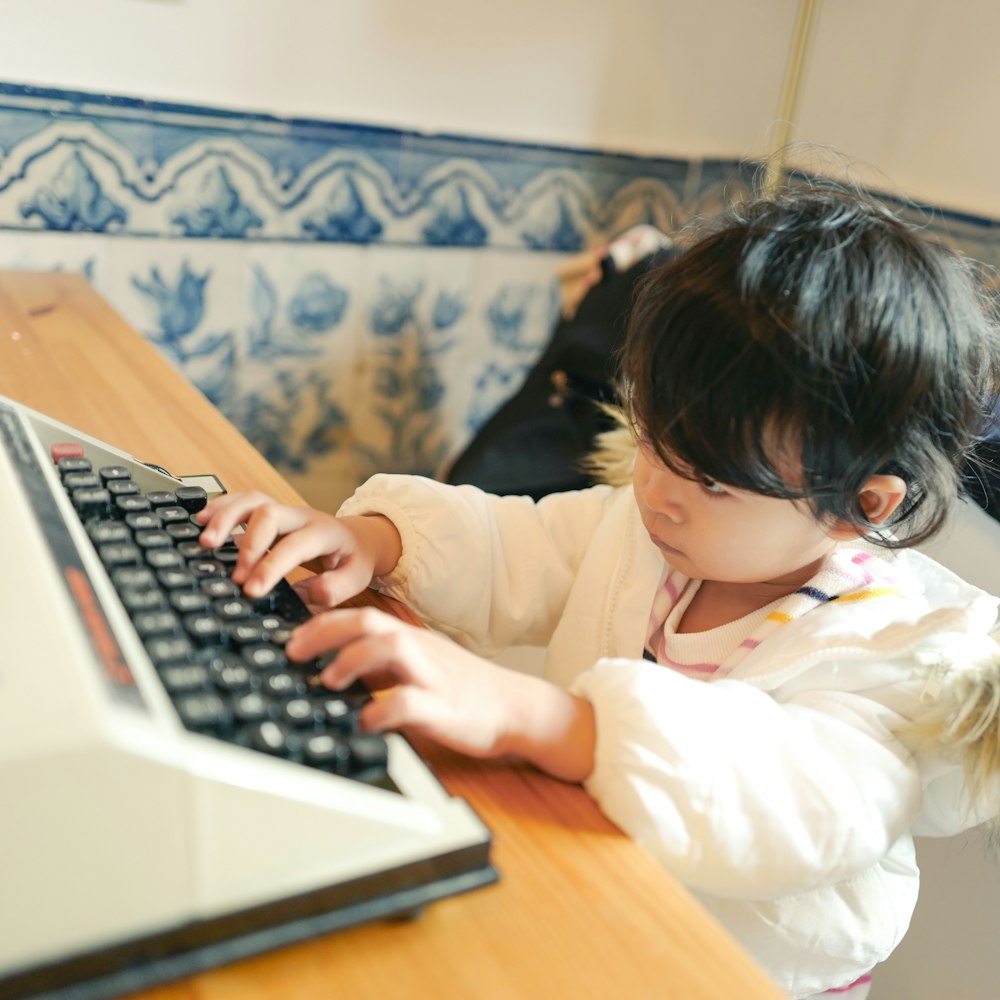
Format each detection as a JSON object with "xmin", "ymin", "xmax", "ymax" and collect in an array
[
  {"xmin": 793, "ymin": 0, "xmax": 1000, "ymax": 219},
  {"xmin": 2, "ymin": 0, "xmax": 997, "ymax": 217},
  {"xmin": 0, "ymin": 0, "xmax": 790, "ymax": 157}
]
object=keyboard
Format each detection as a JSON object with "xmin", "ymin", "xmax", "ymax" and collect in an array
[
  {"xmin": 0, "ymin": 396, "xmax": 496, "ymax": 1000},
  {"xmin": 54, "ymin": 446, "xmax": 393, "ymax": 785}
]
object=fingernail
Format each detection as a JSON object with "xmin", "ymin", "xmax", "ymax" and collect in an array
[{"xmin": 320, "ymin": 668, "xmax": 344, "ymax": 690}]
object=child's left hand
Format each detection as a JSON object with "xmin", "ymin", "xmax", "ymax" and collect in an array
[{"xmin": 288, "ymin": 607, "xmax": 596, "ymax": 782}]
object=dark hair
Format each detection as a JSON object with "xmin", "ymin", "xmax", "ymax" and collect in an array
[{"xmin": 620, "ymin": 188, "xmax": 1000, "ymax": 547}]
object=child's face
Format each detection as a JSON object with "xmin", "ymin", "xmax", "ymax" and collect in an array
[{"xmin": 632, "ymin": 440, "xmax": 842, "ymax": 590}]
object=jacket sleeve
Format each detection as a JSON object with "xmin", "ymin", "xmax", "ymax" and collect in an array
[
  {"xmin": 338, "ymin": 474, "xmax": 620, "ymax": 654},
  {"xmin": 571, "ymin": 658, "xmax": 924, "ymax": 900}
]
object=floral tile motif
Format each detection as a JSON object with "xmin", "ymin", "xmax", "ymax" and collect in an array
[
  {"xmin": 1, "ymin": 82, "xmax": 997, "ymax": 503},
  {"xmin": 103, "ymin": 237, "xmax": 244, "ymax": 412},
  {"xmin": 235, "ymin": 243, "xmax": 365, "ymax": 473},
  {"xmin": 351, "ymin": 246, "xmax": 478, "ymax": 478},
  {"xmin": 0, "ymin": 83, "xmax": 695, "ymax": 251},
  {"xmin": 451, "ymin": 249, "xmax": 565, "ymax": 448}
]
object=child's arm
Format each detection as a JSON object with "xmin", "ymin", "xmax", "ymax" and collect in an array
[
  {"xmin": 196, "ymin": 491, "xmax": 401, "ymax": 608},
  {"xmin": 288, "ymin": 606, "xmax": 597, "ymax": 783},
  {"xmin": 337, "ymin": 474, "xmax": 622, "ymax": 654}
]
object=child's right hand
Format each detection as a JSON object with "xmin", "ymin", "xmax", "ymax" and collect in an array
[{"xmin": 195, "ymin": 492, "xmax": 403, "ymax": 610}]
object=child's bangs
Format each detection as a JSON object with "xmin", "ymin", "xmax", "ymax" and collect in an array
[{"xmin": 623, "ymin": 267, "xmax": 808, "ymax": 500}]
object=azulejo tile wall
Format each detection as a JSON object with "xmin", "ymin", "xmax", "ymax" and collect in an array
[
  {"xmin": 0, "ymin": 84, "xmax": 995, "ymax": 510},
  {"xmin": 0, "ymin": 83, "xmax": 750, "ymax": 510}
]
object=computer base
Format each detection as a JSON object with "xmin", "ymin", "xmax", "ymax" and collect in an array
[{"xmin": 4, "ymin": 847, "xmax": 497, "ymax": 1000}]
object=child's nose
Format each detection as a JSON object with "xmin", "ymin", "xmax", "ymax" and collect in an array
[{"xmin": 642, "ymin": 467, "xmax": 685, "ymax": 522}]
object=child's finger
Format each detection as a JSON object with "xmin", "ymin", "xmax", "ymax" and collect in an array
[
  {"xmin": 196, "ymin": 491, "xmax": 276, "ymax": 547},
  {"xmin": 360, "ymin": 685, "xmax": 443, "ymax": 735},
  {"xmin": 240, "ymin": 521, "xmax": 344, "ymax": 597},
  {"xmin": 226, "ymin": 502, "xmax": 314, "ymax": 584},
  {"xmin": 293, "ymin": 564, "xmax": 365, "ymax": 610},
  {"xmin": 288, "ymin": 607, "xmax": 416, "ymax": 683}
]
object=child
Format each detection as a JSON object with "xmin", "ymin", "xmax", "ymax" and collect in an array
[{"xmin": 198, "ymin": 188, "xmax": 1000, "ymax": 999}]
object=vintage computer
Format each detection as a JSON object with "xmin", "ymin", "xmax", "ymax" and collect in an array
[{"xmin": 0, "ymin": 395, "xmax": 496, "ymax": 1000}]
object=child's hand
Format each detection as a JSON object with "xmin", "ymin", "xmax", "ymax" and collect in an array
[
  {"xmin": 288, "ymin": 607, "xmax": 597, "ymax": 782},
  {"xmin": 196, "ymin": 492, "xmax": 402, "ymax": 609}
]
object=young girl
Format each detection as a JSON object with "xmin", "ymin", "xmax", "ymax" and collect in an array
[{"xmin": 198, "ymin": 188, "xmax": 1000, "ymax": 999}]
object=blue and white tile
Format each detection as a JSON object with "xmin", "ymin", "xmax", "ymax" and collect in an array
[
  {"xmin": 0, "ymin": 230, "xmax": 107, "ymax": 289},
  {"xmin": 235, "ymin": 242, "xmax": 365, "ymax": 478},
  {"xmin": 351, "ymin": 244, "xmax": 480, "ymax": 478},
  {"xmin": 439, "ymin": 248, "xmax": 566, "ymax": 466},
  {"xmin": 2, "ymin": 130, "xmax": 133, "ymax": 236},
  {"xmin": 103, "ymin": 236, "xmax": 245, "ymax": 414}
]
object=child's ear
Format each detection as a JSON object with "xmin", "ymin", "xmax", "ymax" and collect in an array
[
  {"xmin": 858, "ymin": 474, "xmax": 908, "ymax": 526},
  {"xmin": 827, "ymin": 475, "xmax": 908, "ymax": 539}
]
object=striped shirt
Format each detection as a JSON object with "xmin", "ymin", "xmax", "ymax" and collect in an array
[{"xmin": 645, "ymin": 548, "xmax": 902, "ymax": 680}]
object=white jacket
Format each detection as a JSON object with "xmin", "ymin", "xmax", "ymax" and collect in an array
[{"xmin": 339, "ymin": 475, "xmax": 1000, "ymax": 998}]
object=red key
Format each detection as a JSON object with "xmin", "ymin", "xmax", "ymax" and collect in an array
[{"xmin": 51, "ymin": 442, "xmax": 85, "ymax": 463}]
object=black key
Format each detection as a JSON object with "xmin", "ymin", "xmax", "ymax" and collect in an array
[
  {"xmin": 146, "ymin": 490, "xmax": 178, "ymax": 508},
  {"xmin": 72, "ymin": 487, "xmax": 112, "ymax": 518},
  {"xmin": 145, "ymin": 635, "xmax": 194, "ymax": 665},
  {"xmin": 125, "ymin": 511, "xmax": 162, "ymax": 531},
  {"xmin": 89, "ymin": 520, "xmax": 131, "ymax": 545},
  {"xmin": 188, "ymin": 558, "xmax": 227, "ymax": 579},
  {"xmin": 147, "ymin": 549, "xmax": 186, "ymax": 571},
  {"xmin": 318, "ymin": 695, "xmax": 361, "ymax": 733},
  {"xmin": 98, "ymin": 465, "xmax": 131, "ymax": 484},
  {"xmin": 211, "ymin": 660, "xmax": 254, "ymax": 693},
  {"xmin": 183, "ymin": 613, "xmax": 225, "ymax": 645},
  {"xmin": 157, "ymin": 567, "xmax": 197, "ymax": 590},
  {"xmin": 120, "ymin": 587, "xmax": 167, "ymax": 613},
  {"xmin": 213, "ymin": 544, "xmax": 240, "ymax": 568},
  {"xmin": 232, "ymin": 691, "xmax": 270, "ymax": 723},
  {"xmin": 169, "ymin": 590, "xmax": 210, "ymax": 613},
  {"xmin": 177, "ymin": 540, "xmax": 207, "ymax": 558},
  {"xmin": 112, "ymin": 565, "xmax": 157, "ymax": 590},
  {"xmin": 175, "ymin": 692, "xmax": 232, "ymax": 732},
  {"xmin": 134, "ymin": 609, "xmax": 181, "ymax": 637},
  {"xmin": 134, "ymin": 528, "xmax": 174, "ymax": 550},
  {"xmin": 114, "ymin": 494, "xmax": 151, "ymax": 516},
  {"xmin": 201, "ymin": 577, "xmax": 240, "ymax": 600},
  {"xmin": 57, "ymin": 457, "xmax": 92, "ymax": 475},
  {"xmin": 227, "ymin": 622, "xmax": 268, "ymax": 646},
  {"xmin": 213, "ymin": 597, "xmax": 254, "ymax": 622},
  {"xmin": 158, "ymin": 505, "xmax": 191, "ymax": 525},
  {"xmin": 346, "ymin": 733, "xmax": 390, "ymax": 776},
  {"xmin": 98, "ymin": 542, "xmax": 142, "ymax": 568},
  {"xmin": 159, "ymin": 663, "xmax": 211, "ymax": 694},
  {"xmin": 63, "ymin": 472, "xmax": 100, "ymax": 490},
  {"xmin": 107, "ymin": 479, "xmax": 140, "ymax": 497},
  {"xmin": 261, "ymin": 671, "xmax": 303, "ymax": 699},
  {"xmin": 242, "ymin": 644, "xmax": 287, "ymax": 672},
  {"xmin": 174, "ymin": 485, "xmax": 208, "ymax": 513},
  {"xmin": 281, "ymin": 697, "xmax": 319, "ymax": 728},
  {"xmin": 165, "ymin": 522, "xmax": 201, "ymax": 541},
  {"xmin": 303, "ymin": 734, "xmax": 351, "ymax": 771},
  {"xmin": 248, "ymin": 720, "xmax": 299, "ymax": 758},
  {"xmin": 268, "ymin": 625, "xmax": 295, "ymax": 647}
]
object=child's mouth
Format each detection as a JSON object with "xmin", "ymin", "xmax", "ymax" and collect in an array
[{"xmin": 652, "ymin": 535, "xmax": 683, "ymax": 557}]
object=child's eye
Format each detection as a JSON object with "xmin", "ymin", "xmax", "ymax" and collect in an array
[{"xmin": 700, "ymin": 477, "xmax": 728, "ymax": 496}]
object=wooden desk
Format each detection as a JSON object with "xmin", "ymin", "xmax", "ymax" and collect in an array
[{"xmin": 0, "ymin": 271, "xmax": 785, "ymax": 1000}]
